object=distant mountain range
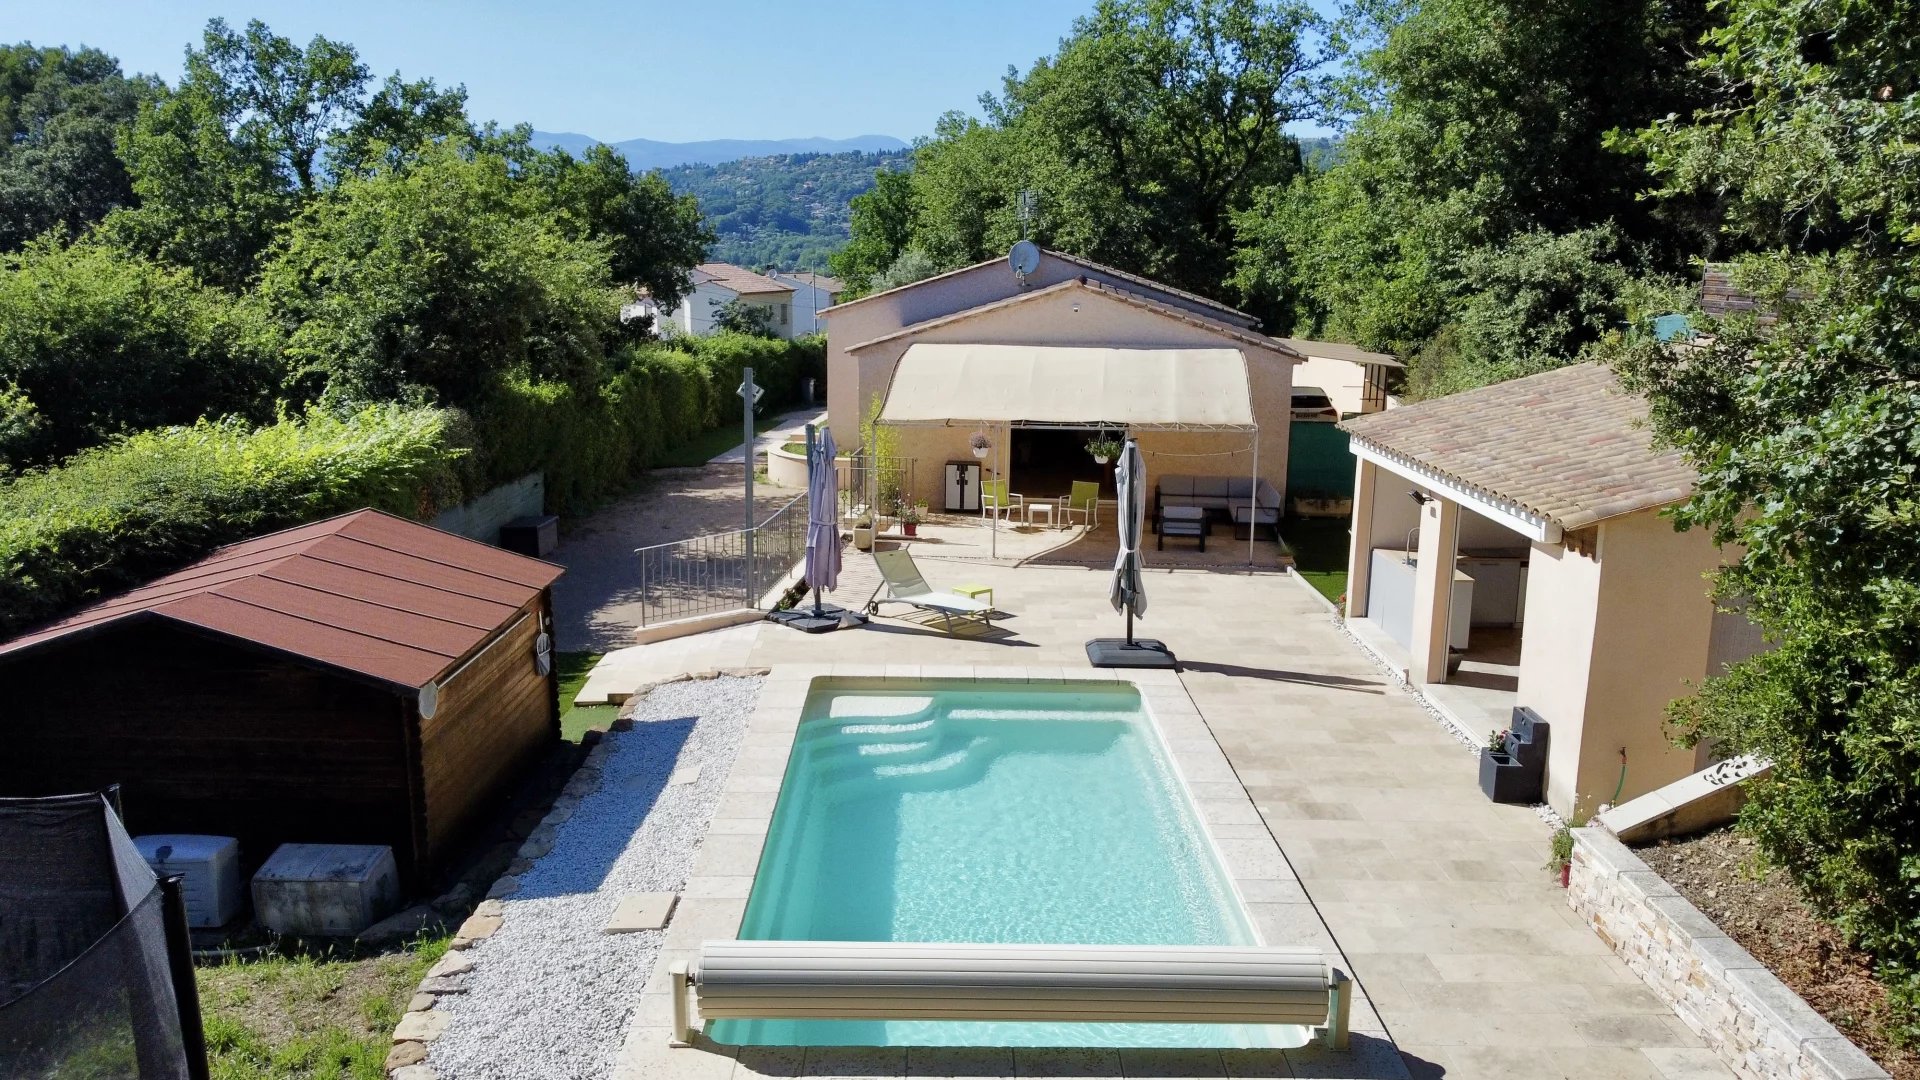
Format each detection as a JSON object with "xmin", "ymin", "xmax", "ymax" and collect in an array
[{"xmin": 527, "ymin": 131, "xmax": 909, "ymax": 171}]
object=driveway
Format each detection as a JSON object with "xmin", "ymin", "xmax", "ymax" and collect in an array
[{"xmin": 547, "ymin": 465, "xmax": 803, "ymax": 652}]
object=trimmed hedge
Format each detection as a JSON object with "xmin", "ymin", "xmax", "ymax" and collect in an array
[
  {"xmin": 0, "ymin": 406, "xmax": 475, "ymax": 638},
  {"xmin": 0, "ymin": 333, "xmax": 824, "ymax": 638},
  {"xmin": 476, "ymin": 332, "xmax": 824, "ymax": 514}
]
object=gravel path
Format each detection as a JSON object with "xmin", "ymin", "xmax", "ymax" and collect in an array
[{"xmin": 429, "ymin": 677, "xmax": 761, "ymax": 1080}]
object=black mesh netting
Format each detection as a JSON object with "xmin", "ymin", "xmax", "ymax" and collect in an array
[{"xmin": 0, "ymin": 793, "xmax": 196, "ymax": 1079}]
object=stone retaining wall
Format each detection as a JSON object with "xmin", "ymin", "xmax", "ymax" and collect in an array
[
  {"xmin": 430, "ymin": 472, "xmax": 544, "ymax": 543},
  {"xmin": 1568, "ymin": 828, "xmax": 1887, "ymax": 1080}
]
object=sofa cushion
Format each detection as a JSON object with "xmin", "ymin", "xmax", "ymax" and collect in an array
[
  {"xmin": 1256, "ymin": 479, "xmax": 1281, "ymax": 507},
  {"xmin": 1159, "ymin": 475, "xmax": 1195, "ymax": 498},
  {"xmin": 1226, "ymin": 477, "xmax": 1254, "ymax": 499},
  {"xmin": 1193, "ymin": 476, "xmax": 1229, "ymax": 499}
]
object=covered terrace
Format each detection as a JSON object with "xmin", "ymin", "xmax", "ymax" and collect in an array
[{"xmin": 874, "ymin": 342, "xmax": 1279, "ymax": 565}]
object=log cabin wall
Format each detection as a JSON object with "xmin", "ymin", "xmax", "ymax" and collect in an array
[
  {"xmin": 0, "ymin": 620, "xmax": 417, "ymax": 872},
  {"xmin": 414, "ymin": 593, "xmax": 558, "ymax": 867}
]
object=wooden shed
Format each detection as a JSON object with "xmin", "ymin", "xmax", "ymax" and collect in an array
[{"xmin": 0, "ymin": 509, "xmax": 565, "ymax": 885}]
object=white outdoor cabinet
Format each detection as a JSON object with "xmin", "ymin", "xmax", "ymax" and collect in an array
[
  {"xmin": 135, "ymin": 834, "xmax": 245, "ymax": 928},
  {"xmin": 945, "ymin": 462, "xmax": 981, "ymax": 512}
]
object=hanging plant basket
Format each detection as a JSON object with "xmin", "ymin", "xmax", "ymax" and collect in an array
[{"xmin": 969, "ymin": 431, "xmax": 992, "ymax": 459}]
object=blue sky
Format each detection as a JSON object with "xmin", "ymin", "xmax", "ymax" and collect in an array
[{"xmin": 14, "ymin": 1, "xmax": 1340, "ymax": 143}]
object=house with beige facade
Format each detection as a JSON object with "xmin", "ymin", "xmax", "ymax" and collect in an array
[
  {"xmin": 1336, "ymin": 363, "xmax": 1764, "ymax": 817},
  {"xmin": 1276, "ymin": 337, "xmax": 1401, "ymax": 418},
  {"xmin": 819, "ymin": 249, "xmax": 1308, "ymax": 519}
]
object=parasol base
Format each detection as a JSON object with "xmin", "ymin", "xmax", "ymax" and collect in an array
[
  {"xmin": 770, "ymin": 604, "xmax": 866, "ymax": 634},
  {"xmin": 1085, "ymin": 638, "xmax": 1178, "ymax": 669}
]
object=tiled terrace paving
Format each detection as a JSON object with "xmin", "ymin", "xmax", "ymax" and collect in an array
[{"xmin": 596, "ymin": 549, "xmax": 1735, "ymax": 1079}]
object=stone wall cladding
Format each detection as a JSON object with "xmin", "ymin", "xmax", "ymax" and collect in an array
[{"xmin": 1568, "ymin": 828, "xmax": 1888, "ymax": 1080}]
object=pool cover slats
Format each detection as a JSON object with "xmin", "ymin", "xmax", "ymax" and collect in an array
[{"xmin": 695, "ymin": 940, "xmax": 1336, "ymax": 1028}]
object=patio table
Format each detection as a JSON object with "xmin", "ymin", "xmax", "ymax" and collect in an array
[
  {"xmin": 1157, "ymin": 505, "xmax": 1206, "ymax": 552},
  {"xmin": 1025, "ymin": 502, "xmax": 1058, "ymax": 529}
]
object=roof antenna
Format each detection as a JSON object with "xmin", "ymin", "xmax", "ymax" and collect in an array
[{"xmin": 1009, "ymin": 191, "xmax": 1040, "ymax": 287}]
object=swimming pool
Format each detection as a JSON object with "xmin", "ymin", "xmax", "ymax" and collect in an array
[{"xmin": 711, "ymin": 679, "xmax": 1275, "ymax": 1048}]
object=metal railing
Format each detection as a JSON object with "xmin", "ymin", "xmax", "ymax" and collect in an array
[
  {"xmin": 633, "ymin": 494, "xmax": 808, "ymax": 627},
  {"xmin": 844, "ymin": 450, "xmax": 917, "ymax": 520}
]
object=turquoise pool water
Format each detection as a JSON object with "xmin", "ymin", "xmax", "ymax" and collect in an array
[{"xmin": 711, "ymin": 680, "xmax": 1270, "ymax": 1048}]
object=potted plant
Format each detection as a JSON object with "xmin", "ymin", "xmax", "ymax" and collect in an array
[
  {"xmin": 969, "ymin": 431, "xmax": 992, "ymax": 459},
  {"xmin": 898, "ymin": 501, "xmax": 923, "ymax": 537},
  {"xmin": 1085, "ymin": 436, "xmax": 1122, "ymax": 465},
  {"xmin": 851, "ymin": 512, "xmax": 875, "ymax": 552},
  {"xmin": 1478, "ymin": 727, "xmax": 1529, "ymax": 803},
  {"xmin": 1546, "ymin": 826, "xmax": 1574, "ymax": 888}
]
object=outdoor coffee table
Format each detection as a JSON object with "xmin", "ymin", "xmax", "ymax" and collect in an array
[
  {"xmin": 954, "ymin": 583, "xmax": 994, "ymax": 609},
  {"xmin": 1157, "ymin": 505, "xmax": 1206, "ymax": 552},
  {"xmin": 1025, "ymin": 502, "xmax": 1058, "ymax": 529}
]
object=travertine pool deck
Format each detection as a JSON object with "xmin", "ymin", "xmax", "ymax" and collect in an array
[{"xmin": 601, "ymin": 559, "xmax": 1734, "ymax": 1080}]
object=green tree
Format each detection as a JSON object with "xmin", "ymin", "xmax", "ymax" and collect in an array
[
  {"xmin": 709, "ymin": 297, "xmax": 777, "ymax": 337},
  {"xmin": 827, "ymin": 166, "xmax": 916, "ymax": 292},
  {"xmin": 866, "ymin": 248, "xmax": 947, "ymax": 293},
  {"xmin": 519, "ymin": 143, "xmax": 712, "ymax": 307},
  {"xmin": 328, "ymin": 72, "xmax": 473, "ymax": 178},
  {"xmin": 112, "ymin": 19, "xmax": 373, "ymax": 287},
  {"xmin": 259, "ymin": 143, "xmax": 620, "ymax": 407},
  {"xmin": 841, "ymin": 0, "xmax": 1332, "ymax": 312},
  {"xmin": 0, "ymin": 237, "xmax": 279, "ymax": 465},
  {"xmin": 0, "ymin": 44, "xmax": 153, "ymax": 251},
  {"xmin": 1237, "ymin": 0, "xmax": 1712, "ymax": 378},
  {"xmin": 1610, "ymin": 0, "xmax": 1920, "ymax": 1040}
]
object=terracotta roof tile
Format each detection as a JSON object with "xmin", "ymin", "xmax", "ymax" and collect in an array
[
  {"xmin": 696, "ymin": 262, "xmax": 794, "ymax": 296},
  {"xmin": 819, "ymin": 249, "xmax": 1257, "ymax": 325},
  {"xmin": 0, "ymin": 509, "xmax": 564, "ymax": 688},
  {"xmin": 1339, "ymin": 363, "xmax": 1694, "ymax": 531},
  {"xmin": 844, "ymin": 276, "xmax": 1302, "ymax": 360}
]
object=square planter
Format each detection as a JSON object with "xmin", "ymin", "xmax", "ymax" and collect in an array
[{"xmin": 1478, "ymin": 750, "xmax": 1536, "ymax": 803}]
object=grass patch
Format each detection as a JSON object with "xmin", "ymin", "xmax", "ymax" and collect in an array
[
  {"xmin": 1281, "ymin": 516, "xmax": 1349, "ymax": 608},
  {"xmin": 555, "ymin": 650, "xmax": 618, "ymax": 742},
  {"xmin": 653, "ymin": 422, "xmax": 752, "ymax": 468},
  {"xmin": 198, "ymin": 935, "xmax": 448, "ymax": 1080}
]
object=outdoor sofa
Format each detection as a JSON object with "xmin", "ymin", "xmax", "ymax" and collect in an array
[{"xmin": 1155, "ymin": 474, "xmax": 1282, "ymax": 539}]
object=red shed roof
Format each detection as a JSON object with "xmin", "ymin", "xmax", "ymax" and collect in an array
[{"xmin": 0, "ymin": 509, "xmax": 564, "ymax": 690}]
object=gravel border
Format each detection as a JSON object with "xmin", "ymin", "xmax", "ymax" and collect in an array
[{"xmin": 423, "ymin": 676, "xmax": 761, "ymax": 1080}]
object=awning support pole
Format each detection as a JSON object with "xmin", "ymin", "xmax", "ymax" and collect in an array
[{"xmin": 992, "ymin": 425, "xmax": 1001, "ymax": 559}]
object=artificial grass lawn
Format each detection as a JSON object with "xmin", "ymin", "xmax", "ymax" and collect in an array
[
  {"xmin": 199, "ymin": 936, "xmax": 448, "ymax": 1080},
  {"xmin": 555, "ymin": 650, "xmax": 618, "ymax": 742},
  {"xmin": 1281, "ymin": 515, "xmax": 1350, "ymax": 608},
  {"xmin": 653, "ymin": 422, "xmax": 755, "ymax": 468}
]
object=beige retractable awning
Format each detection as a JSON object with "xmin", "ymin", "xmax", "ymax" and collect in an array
[{"xmin": 877, "ymin": 344, "xmax": 1256, "ymax": 430}]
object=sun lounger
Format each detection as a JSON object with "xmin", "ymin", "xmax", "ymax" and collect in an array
[{"xmin": 867, "ymin": 549, "xmax": 995, "ymax": 632}]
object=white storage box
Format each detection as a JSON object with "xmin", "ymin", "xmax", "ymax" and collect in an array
[
  {"xmin": 251, "ymin": 844, "xmax": 401, "ymax": 937},
  {"xmin": 134, "ymin": 834, "xmax": 245, "ymax": 928}
]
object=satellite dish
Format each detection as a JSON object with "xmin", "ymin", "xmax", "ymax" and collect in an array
[{"xmin": 1009, "ymin": 240, "xmax": 1040, "ymax": 280}]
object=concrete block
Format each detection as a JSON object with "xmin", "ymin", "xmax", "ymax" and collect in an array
[
  {"xmin": 604, "ymin": 892, "xmax": 678, "ymax": 934},
  {"xmin": 669, "ymin": 764, "xmax": 703, "ymax": 786},
  {"xmin": 251, "ymin": 844, "xmax": 400, "ymax": 937}
]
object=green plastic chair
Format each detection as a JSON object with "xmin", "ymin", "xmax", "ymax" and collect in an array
[
  {"xmin": 981, "ymin": 478, "xmax": 1023, "ymax": 521},
  {"xmin": 1063, "ymin": 480, "xmax": 1101, "ymax": 529}
]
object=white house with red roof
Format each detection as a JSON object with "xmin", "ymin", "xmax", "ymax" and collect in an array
[{"xmin": 658, "ymin": 262, "xmax": 799, "ymax": 338}]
